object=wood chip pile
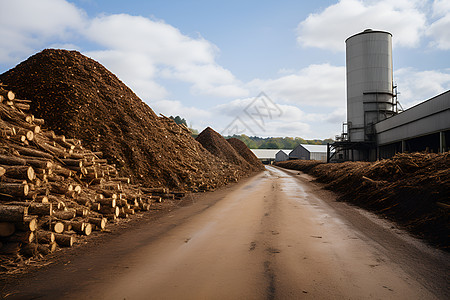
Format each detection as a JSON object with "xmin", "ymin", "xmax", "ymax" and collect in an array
[
  {"xmin": 276, "ymin": 152, "xmax": 450, "ymax": 249},
  {"xmin": 0, "ymin": 86, "xmax": 185, "ymax": 267},
  {"xmin": 226, "ymin": 138, "xmax": 265, "ymax": 172},
  {"xmin": 0, "ymin": 49, "xmax": 261, "ymax": 191}
]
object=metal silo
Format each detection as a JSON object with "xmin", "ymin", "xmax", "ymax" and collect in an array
[{"xmin": 346, "ymin": 29, "xmax": 396, "ymax": 143}]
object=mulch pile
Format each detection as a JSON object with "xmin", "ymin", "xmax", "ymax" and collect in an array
[
  {"xmin": 0, "ymin": 49, "xmax": 261, "ymax": 192},
  {"xmin": 276, "ymin": 152, "xmax": 450, "ymax": 249},
  {"xmin": 226, "ymin": 138, "xmax": 264, "ymax": 171},
  {"xmin": 196, "ymin": 127, "xmax": 253, "ymax": 174}
]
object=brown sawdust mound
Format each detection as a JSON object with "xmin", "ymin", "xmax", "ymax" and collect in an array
[
  {"xmin": 226, "ymin": 138, "xmax": 265, "ymax": 171},
  {"xmin": 0, "ymin": 49, "xmax": 260, "ymax": 191},
  {"xmin": 196, "ymin": 127, "xmax": 252, "ymax": 173},
  {"xmin": 276, "ymin": 152, "xmax": 450, "ymax": 250}
]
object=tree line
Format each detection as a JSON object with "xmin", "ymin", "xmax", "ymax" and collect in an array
[{"xmin": 226, "ymin": 135, "xmax": 334, "ymax": 149}]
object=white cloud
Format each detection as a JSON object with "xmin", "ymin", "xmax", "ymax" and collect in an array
[
  {"xmin": 297, "ymin": 0, "xmax": 427, "ymax": 51},
  {"xmin": 0, "ymin": 0, "xmax": 85, "ymax": 63},
  {"xmin": 427, "ymin": 0, "xmax": 450, "ymax": 49},
  {"xmin": 84, "ymin": 14, "xmax": 247, "ymax": 100},
  {"xmin": 395, "ymin": 67, "xmax": 450, "ymax": 108},
  {"xmin": 247, "ymin": 64, "xmax": 346, "ymax": 107},
  {"xmin": 150, "ymin": 99, "xmax": 212, "ymax": 124},
  {"xmin": 431, "ymin": 0, "xmax": 450, "ymax": 17}
]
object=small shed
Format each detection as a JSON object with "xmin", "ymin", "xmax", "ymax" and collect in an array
[
  {"xmin": 289, "ymin": 144, "xmax": 327, "ymax": 161},
  {"xmin": 275, "ymin": 150, "xmax": 290, "ymax": 162}
]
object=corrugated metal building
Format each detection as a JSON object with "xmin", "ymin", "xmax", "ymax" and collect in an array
[
  {"xmin": 251, "ymin": 149, "xmax": 292, "ymax": 164},
  {"xmin": 375, "ymin": 90, "xmax": 449, "ymax": 158},
  {"xmin": 275, "ymin": 150, "xmax": 290, "ymax": 162},
  {"xmin": 289, "ymin": 144, "xmax": 328, "ymax": 161}
]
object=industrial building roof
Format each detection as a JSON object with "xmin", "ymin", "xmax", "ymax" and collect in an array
[
  {"xmin": 250, "ymin": 145, "xmax": 327, "ymax": 159},
  {"xmin": 299, "ymin": 144, "xmax": 327, "ymax": 153},
  {"xmin": 250, "ymin": 149, "xmax": 291, "ymax": 160}
]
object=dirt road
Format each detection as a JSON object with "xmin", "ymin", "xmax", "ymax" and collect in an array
[{"xmin": 2, "ymin": 166, "xmax": 449, "ymax": 299}]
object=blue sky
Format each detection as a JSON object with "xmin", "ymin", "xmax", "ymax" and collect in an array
[{"xmin": 1, "ymin": 0, "xmax": 449, "ymax": 139}]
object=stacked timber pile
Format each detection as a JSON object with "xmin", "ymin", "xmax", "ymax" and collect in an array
[
  {"xmin": 0, "ymin": 49, "xmax": 258, "ymax": 191},
  {"xmin": 0, "ymin": 86, "xmax": 184, "ymax": 267},
  {"xmin": 275, "ymin": 152, "xmax": 450, "ymax": 249},
  {"xmin": 227, "ymin": 138, "xmax": 265, "ymax": 171}
]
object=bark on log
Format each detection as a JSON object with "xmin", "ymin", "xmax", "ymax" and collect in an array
[
  {"xmin": 49, "ymin": 182, "xmax": 73, "ymax": 194},
  {"xmin": 10, "ymin": 145, "xmax": 53, "ymax": 159},
  {"xmin": 0, "ymin": 90, "xmax": 15, "ymax": 100},
  {"xmin": 52, "ymin": 209, "xmax": 76, "ymax": 220},
  {"xmin": 14, "ymin": 102, "xmax": 31, "ymax": 111},
  {"xmin": 40, "ymin": 216, "xmax": 64, "ymax": 233},
  {"xmin": 61, "ymin": 159, "xmax": 83, "ymax": 167},
  {"xmin": 6, "ymin": 202, "xmax": 52, "ymax": 216},
  {"xmin": 36, "ymin": 243, "xmax": 52, "ymax": 255},
  {"xmin": 96, "ymin": 189, "xmax": 117, "ymax": 199},
  {"xmin": 21, "ymin": 244, "xmax": 39, "ymax": 257},
  {"xmin": 98, "ymin": 205, "xmax": 119, "ymax": 217},
  {"xmin": 14, "ymin": 215, "xmax": 37, "ymax": 231},
  {"xmin": 36, "ymin": 230, "xmax": 55, "ymax": 244},
  {"xmin": 1, "ymin": 165, "xmax": 35, "ymax": 181},
  {"xmin": 0, "ymin": 154, "xmax": 26, "ymax": 166},
  {"xmin": 54, "ymin": 233, "xmax": 74, "ymax": 247},
  {"xmin": 88, "ymin": 217, "xmax": 107, "ymax": 230},
  {"xmin": 53, "ymin": 167, "xmax": 73, "ymax": 178},
  {"xmin": 0, "ymin": 176, "xmax": 26, "ymax": 184},
  {"xmin": 16, "ymin": 128, "xmax": 34, "ymax": 141},
  {"xmin": 23, "ymin": 157, "xmax": 53, "ymax": 169},
  {"xmin": 0, "ymin": 222, "xmax": 15, "ymax": 237},
  {"xmin": 141, "ymin": 187, "xmax": 169, "ymax": 194},
  {"xmin": 0, "ymin": 182, "xmax": 29, "ymax": 197},
  {"xmin": 70, "ymin": 221, "xmax": 85, "ymax": 233},
  {"xmin": 97, "ymin": 197, "xmax": 116, "ymax": 208},
  {"xmin": 0, "ymin": 205, "xmax": 28, "ymax": 222},
  {"xmin": 2, "ymin": 231, "xmax": 34, "ymax": 244},
  {"xmin": 33, "ymin": 118, "xmax": 45, "ymax": 126}
]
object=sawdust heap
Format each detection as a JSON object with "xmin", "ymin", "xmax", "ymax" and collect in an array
[
  {"xmin": 226, "ymin": 138, "xmax": 264, "ymax": 171},
  {"xmin": 196, "ymin": 127, "xmax": 253, "ymax": 172},
  {"xmin": 0, "ymin": 49, "xmax": 261, "ymax": 190}
]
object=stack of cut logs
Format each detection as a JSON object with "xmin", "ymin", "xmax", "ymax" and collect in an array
[{"xmin": 0, "ymin": 85, "xmax": 184, "ymax": 260}]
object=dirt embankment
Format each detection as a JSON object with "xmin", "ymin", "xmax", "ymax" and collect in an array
[
  {"xmin": 276, "ymin": 152, "xmax": 450, "ymax": 249},
  {"xmin": 0, "ymin": 49, "xmax": 261, "ymax": 191}
]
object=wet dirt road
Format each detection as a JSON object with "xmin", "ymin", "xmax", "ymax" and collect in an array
[{"xmin": 3, "ymin": 166, "xmax": 449, "ymax": 299}]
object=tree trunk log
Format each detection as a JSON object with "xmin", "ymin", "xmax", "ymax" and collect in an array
[
  {"xmin": 0, "ymin": 89, "xmax": 15, "ymax": 100},
  {"xmin": 0, "ymin": 154, "xmax": 26, "ymax": 166},
  {"xmin": 54, "ymin": 233, "xmax": 74, "ymax": 247},
  {"xmin": 0, "ymin": 205, "xmax": 28, "ymax": 222},
  {"xmin": 53, "ymin": 208, "xmax": 76, "ymax": 220},
  {"xmin": 98, "ymin": 205, "xmax": 119, "ymax": 217},
  {"xmin": 2, "ymin": 231, "xmax": 34, "ymax": 244},
  {"xmin": 10, "ymin": 144, "xmax": 53, "ymax": 159},
  {"xmin": 14, "ymin": 215, "xmax": 37, "ymax": 231},
  {"xmin": 1, "ymin": 165, "xmax": 35, "ymax": 181},
  {"xmin": 6, "ymin": 202, "xmax": 52, "ymax": 216},
  {"xmin": 88, "ymin": 217, "xmax": 107, "ymax": 230},
  {"xmin": 97, "ymin": 197, "xmax": 116, "ymax": 208},
  {"xmin": 36, "ymin": 230, "xmax": 55, "ymax": 244}
]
